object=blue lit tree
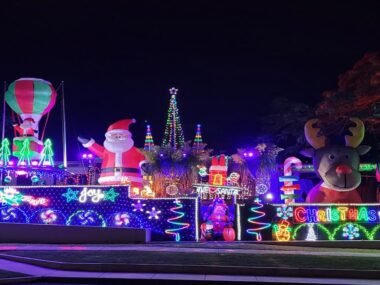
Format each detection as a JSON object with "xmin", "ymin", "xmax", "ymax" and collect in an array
[{"xmin": 165, "ymin": 199, "xmax": 190, "ymax": 241}]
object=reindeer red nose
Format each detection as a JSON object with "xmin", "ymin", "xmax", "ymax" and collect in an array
[{"xmin": 336, "ymin": 165, "xmax": 352, "ymax": 175}]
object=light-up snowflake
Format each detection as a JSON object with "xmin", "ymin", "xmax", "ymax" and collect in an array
[
  {"xmin": 276, "ymin": 206, "xmax": 293, "ymax": 220},
  {"xmin": 146, "ymin": 207, "xmax": 161, "ymax": 220},
  {"xmin": 132, "ymin": 200, "xmax": 146, "ymax": 212},
  {"xmin": 342, "ymin": 223, "xmax": 360, "ymax": 240}
]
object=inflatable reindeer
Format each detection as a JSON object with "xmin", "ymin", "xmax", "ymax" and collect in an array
[{"xmin": 301, "ymin": 118, "xmax": 371, "ymax": 203}]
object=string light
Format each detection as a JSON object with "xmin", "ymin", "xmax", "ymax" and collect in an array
[
  {"xmin": 246, "ymin": 198, "xmax": 271, "ymax": 241},
  {"xmin": 144, "ymin": 124, "xmax": 155, "ymax": 151},
  {"xmin": 162, "ymin": 87, "xmax": 185, "ymax": 148},
  {"xmin": 165, "ymin": 199, "xmax": 190, "ymax": 242},
  {"xmin": 39, "ymin": 139, "xmax": 54, "ymax": 166},
  {"xmin": 193, "ymin": 124, "xmax": 203, "ymax": 150},
  {"xmin": 0, "ymin": 138, "xmax": 11, "ymax": 166}
]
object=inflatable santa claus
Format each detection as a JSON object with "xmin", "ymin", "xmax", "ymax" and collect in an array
[{"xmin": 78, "ymin": 119, "xmax": 146, "ymax": 187}]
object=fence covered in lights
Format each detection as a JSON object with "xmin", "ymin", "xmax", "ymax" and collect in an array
[
  {"xmin": 272, "ymin": 204, "xmax": 380, "ymax": 241},
  {"xmin": 1, "ymin": 186, "xmax": 380, "ymax": 242},
  {"xmin": 0, "ymin": 186, "xmax": 198, "ymax": 241}
]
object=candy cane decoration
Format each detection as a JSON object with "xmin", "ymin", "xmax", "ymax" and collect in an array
[
  {"xmin": 79, "ymin": 211, "xmax": 95, "ymax": 225},
  {"xmin": 279, "ymin": 157, "xmax": 302, "ymax": 204},
  {"xmin": 1, "ymin": 207, "xmax": 17, "ymax": 221},
  {"xmin": 40, "ymin": 209, "xmax": 57, "ymax": 224},
  {"xmin": 115, "ymin": 213, "xmax": 130, "ymax": 226}
]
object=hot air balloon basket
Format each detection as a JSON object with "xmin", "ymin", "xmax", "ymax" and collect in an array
[{"xmin": 12, "ymin": 137, "xmax": 43, "ymax": 161}]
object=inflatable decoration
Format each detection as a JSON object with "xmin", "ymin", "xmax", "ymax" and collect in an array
[
  {"xmin": 78, "ymin": 119, "xmax": 146, "ymax": 187},
  {"xmin": 208, "ymin": 155, "xmax": 228, "ymax": 186},
  {"xmin": 201, "ymin": 197, "xmax": 235, "ymax": 240},
  {"xmin": 5, "ymin": 78, "xmax": 57, "ymax": 160},
  {"xmin": 301, "ymin": 118, "xmax": 371, "ymax": 203}
]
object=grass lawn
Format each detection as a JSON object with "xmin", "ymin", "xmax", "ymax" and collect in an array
[{"xmin": 4, "ymin": 250, "xmax": 380, "ymax": 270}]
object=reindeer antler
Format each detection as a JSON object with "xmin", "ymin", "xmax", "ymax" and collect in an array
[
  {"xmin": 304, "ymin": 119, "xmax": 326, "ymax": 149},
  {"xmin": 345, "ymin": 117, "xmax": 365, "ymax": 148}
]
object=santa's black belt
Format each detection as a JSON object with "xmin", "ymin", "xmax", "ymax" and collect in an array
[{"xmin": 101, "ymin": 167, "xmax": 140, "ymax": 173}]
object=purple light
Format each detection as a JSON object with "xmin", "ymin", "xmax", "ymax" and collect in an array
[
  {"xmin": 82, "ymin": 154, "xmax": 88, "ymax": 159},
  {"xmin": 31, "ymin": 161, "xmax": 38, "ymax": 166},
  {"xmin": 0, "ymin": 161, "xmax": 3, "ymax": 166},
  {"xmin": 248, "ymin": 152, "xmax": 253, "ymax": 157},
  {"xmin": 8, "ymin": 161, "xmax": 14, "ymax": 166},
  {"xmin": 160, "ymin": 153, "xmax": 164, "ymax": 157},
  {"xmin": 243, "ymin": 153, "xmax": 248, "ymax": 157},
  {"xmin": 20, "ymin": 161, "xmax": 26, "ymax": 166},
  {"xmin": 265, "ymin": 193, "xmax": 273, "ymax": 201},
  {"xmin": 183, "ymin": 153, "xmax": 187, "ymax": 157},
  {"xmin": 88, "ymin": 154, "xmax": 93, "ymax": 159}
]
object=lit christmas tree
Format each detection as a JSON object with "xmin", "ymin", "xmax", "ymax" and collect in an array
[
  {"xmin": 305, "ymin": 223, "xmax": 317, "ymax": 241},
  {"xmin": 193, "ymin": 124, "xmax": 203, "ymax": 150},
  {"xmin": 0, "ymin": 138, "xmax": 11, "ymax": 165},
  {"xmin": 144, "ymin": 124, "xmax": 155, "ymax": 151},
  {"xmin": 162, "ymin": 87, "xmax": 185, "ymax": 149},
  {"xmin": 17, "ymin": 139, "xmax": 32, "ymax": 166},
  {"xmin": 246, "ymin": 198, "xmax": 271, "ymax": 241},
  {"xmin": 165, "ymin": 199, "xmax": 190, "ymax": 242},
  {"xmin": 39, "ymin": 139, "xmax": 54, "ymax": 166}
]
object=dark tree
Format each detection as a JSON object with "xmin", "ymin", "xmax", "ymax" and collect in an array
[
  {"xmin": 258, "ymin": 97, "xmax": 312, "ymax": 160},
  {"xmin": 316, "ymin": 51, "xmax": 380, "ymax": 134}
]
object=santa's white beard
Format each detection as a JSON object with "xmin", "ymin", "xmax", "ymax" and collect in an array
[{"xmin": 104, "ymin": 138, "xmax": 133, "ymax": 153}]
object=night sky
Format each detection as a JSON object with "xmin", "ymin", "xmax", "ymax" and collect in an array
[{"xmin": 1, "ymin": 1, "xmax": 380, "ymax": 160}]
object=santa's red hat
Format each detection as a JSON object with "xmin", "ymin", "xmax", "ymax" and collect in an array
[{"xmin": 107, "ymin": 119, "xmax": 136, "ymax": 133}]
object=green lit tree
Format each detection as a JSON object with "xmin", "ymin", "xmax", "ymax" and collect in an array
[
  {"xmin": 0, "ymin": 138, "xmax": 11, "ymax": 166},
  {"xmin": 162, "ymin": 87, "xmax": 185, "ymax": 149},
  {"xmin": 144, "ymin": 124, "xmax": 155, "ymax": 151},
  {"xmin": 39, "ymin": 139, "xmax": 54, "ymax": 166},
  {"xmin": 18, "ymin": 138, "xmax": 32, "ymax": 166}
]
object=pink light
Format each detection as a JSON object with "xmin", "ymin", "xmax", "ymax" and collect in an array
[
  {"xmin": 43, "ymin": 161, "xmax": 51, "ymax": 166},
  {"xmin": 88, "ymin": 154, "xmax": 93, "ymax": 159},
  {"xmin": 248, "ymin": 152, "xmax": 253, "ymax": 157},
  {"xmin": 243, "ymin": 153, "xmax": 247, "ymax": 157},
  {"xmin": 8, "ymin": 161, "xmax": 14, "ymax": 166},
  {"xmin": 15, "ymin": 170, "xmax": 27, "ymax": 176},
  {"xmin": 82, "ymin": 154, "xmax": 88, "ymax": 159},
  {"xmin": 20, "ymin": 161, "xmax": 26, "ymax": 166},
  {"xmin": 31, "ymin": 161, "xmax": 38, "ymax": 166}
]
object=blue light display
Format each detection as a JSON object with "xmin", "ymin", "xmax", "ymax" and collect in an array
[{"xmin": 0, "ymin": 186, "xmax": 197, "ymax": 241}]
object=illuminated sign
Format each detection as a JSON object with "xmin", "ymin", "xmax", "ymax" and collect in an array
[
  {"xmin": 292, "ymin": 205, "xmax": 380, "ymax": 224},
  {"xmin": 193, "ymin": 184, "xmax": 247, "ymax": 200},
  {"xmin": 62, "ymin": 187, "xmax": 120, "ymax": 204},
  {"xmin": 79, "ymin": 187, "xmax": 104, "ymax": 203}
]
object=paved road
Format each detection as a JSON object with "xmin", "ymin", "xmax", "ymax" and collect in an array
[
  {"xmin": 0, "ymin": 257, "xmax": 379, "ymax": 285},
  {"xmin": 0, "ymin": 243, "xmax": 379, "ymax": 258}
]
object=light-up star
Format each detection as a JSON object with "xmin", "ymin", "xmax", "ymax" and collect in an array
[
  {"xmin": 146, "ymin": 207, "xmax": 161, "ymax": 220},
  {"xmin": 103, "ymin": 188, "xmax": 119, "ymax": 202},
  {"xmin": 132, "ymin": 200, "xmax": 146, "ymax": 212},
  {"xmin": 169, "ymin": 87, "xmax": 178, "ymax": 96},
  {"xmin": 62, "ymin": 188, "xmax": 79, "ymax": 203}
]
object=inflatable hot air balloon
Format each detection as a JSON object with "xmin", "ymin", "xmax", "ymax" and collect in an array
[{"xmin": 5, "ymin": 78, "xmax": 57, "ymax": 161}]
